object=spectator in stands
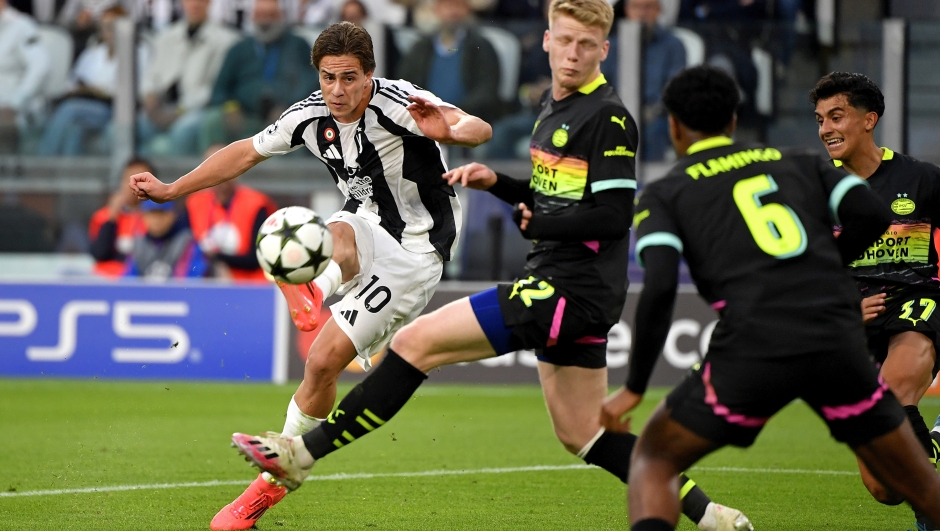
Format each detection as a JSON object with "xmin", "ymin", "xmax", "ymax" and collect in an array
[
  {"xmin": 391, "ymin": 0, "xmax": 492, "ymax": 33},
  {"xmin": 341, "ymin": 0, "xmax": 368, "ymax": 25},
  {"xmin": 137, "ymin": 0, "xmax": 238, "ymax": 156},
  {"xmin": 604, "ymin": 0, "xmax": 686, "ymax": 160},
  {"xmin": 124, "ymin": 200, "xmax": 209, "ymax": 279},
  {"xmin": 88, "ymin": 157, "xmax": 150, "ymax": 276},
  {"xmin": 56, "ymin": 0, "xmax": 117, "ymax": 56},
  {"xmin": 185, "ymin": 145, "xmax": 277, "ymax": 281},
  {"xmin": 38, "ymin": 6, "xmax": 146, "ymax": 156},
  {"xmin": 200, "ymin": 0, "xmax": 319, "ymax": 152},
  {"xmin": 0, "ymin": 0, "xmax": 50, "ymax": 153},
  {"xmin": 397, "ymin": 0, "xmax": 502, "ymax": 123}
]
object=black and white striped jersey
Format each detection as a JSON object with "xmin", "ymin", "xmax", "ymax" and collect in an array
[{"xmin": 252, "ymin": 77, "xmax": 462, "ymax": 261}]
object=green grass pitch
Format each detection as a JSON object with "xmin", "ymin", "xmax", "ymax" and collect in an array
[{"xmin": 1, "ymin": 379, "xmax": 938, "ymax": 530}]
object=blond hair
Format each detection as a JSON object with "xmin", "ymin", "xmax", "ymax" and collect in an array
[{"xmin": 548, "ymin": 0, "xmax": 615, "ymax": 37}]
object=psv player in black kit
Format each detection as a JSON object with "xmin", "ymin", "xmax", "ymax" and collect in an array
[
  {"xmin": 601, "ymin": 66, "xmax": 940, "ymax": 531},
  {"xmin": 812, "ymin": 71, "xmax": 940, "ymax": 530},
  {"xmin": 227, "ymin": 2, "xmax": 751, "ymax": 529}
]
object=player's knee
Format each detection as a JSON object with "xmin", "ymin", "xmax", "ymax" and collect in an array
[
  {"xmin": 869, "ymin": 487, "xmax": 905, "ymax": 506},
  {"xmin": 551, "ymin": 423, "xmax": 595, "ymax": 455},
  {"xmin": 390, "ymin": 320, "xmax": 433, "ymax": 365},
  {"xmin": 863, "ymin": 478, "xmax": 905, "ymax": 505},
  {"xmin": 303, "ymin": 350, "xmax": 346, "ymax": 384}
]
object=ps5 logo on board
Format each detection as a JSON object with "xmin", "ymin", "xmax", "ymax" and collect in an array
[{"xmin": 0, "ymin": 299, "xmax": 191, "ymax": 364}]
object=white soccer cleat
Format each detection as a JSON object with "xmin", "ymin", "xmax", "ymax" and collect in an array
[
  {"xmin": 698, "ymin": 502, "xmax": 754, "ymax": 531},
  {"xmin": 231, "ymin": 431, "xmax": 315, "ymax": 491}
]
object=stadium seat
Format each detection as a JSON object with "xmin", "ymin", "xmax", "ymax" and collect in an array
[
  {"xmin": 751, "ymin": 46, "xmax": 774, "ymax": 116},
  {"xmin": 477, "ymin": 25, "xmax": 521, "ymax": 103},
  {"xmin": 36, "ymin": 25, "xmax": 73, "ymax": 100},
  {"xmin": 670, "ymin": 27, "xmax": 705, "ymax": 67}
]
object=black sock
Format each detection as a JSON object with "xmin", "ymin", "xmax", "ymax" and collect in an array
[
  {"xmin": 631, "ymin": 518, "xmax": 675, "ymax": 531},
  {"xmin": 904, "ymin": 406, "xmax": 939, "ymax": 529},
  {"xmin": 581, "ymin": 431, "xmax": 712, "ymax": 524},
  {"xmin": 678, "ymin": 476, "xmax": 712, "ymax": 524},
  {"xmin": 582, "ymin": 430, "xmax": 635, "ymax": 482},
  {"xmin": 301, "ymin": 349, "xmax": 427, "ymax": 459},
  {"xmin": 904, "ymin": 405, "xmax": 933, "ymax": 458}
]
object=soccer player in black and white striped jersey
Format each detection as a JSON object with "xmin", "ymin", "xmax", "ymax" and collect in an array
[{"xmin": 129, "ymin": 21, "xmax": 491, "ymax": 530}]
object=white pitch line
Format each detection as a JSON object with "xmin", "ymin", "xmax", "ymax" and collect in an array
[{"xmin": 0, "ymin": 463, "xmax": 859, "ymax": 499}]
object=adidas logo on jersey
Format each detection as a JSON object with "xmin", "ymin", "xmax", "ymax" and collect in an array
[
  {"xmin": 340, "ymin": 309, "xmax": 358, "ymax": 325},
  {"xmin": 322, "ymin": 145, "xmax": 342, "ymax": 160}
]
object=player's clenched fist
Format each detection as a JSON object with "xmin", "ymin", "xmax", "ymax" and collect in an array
[{"xmin": 129, "ymin": 172, "xmax": 173, "ymax": 203}]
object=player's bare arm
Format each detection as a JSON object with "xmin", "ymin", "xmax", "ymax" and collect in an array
[
  {"xmin": 406, "ymin": 95, "xmax": 492, "ymax": 148},
  {"xmin": 129, "ymin": 139, "xmax": 267, "ymax": 203},
  {"xmin": 443, "ymin": 162, "xmax": 497, "ymax": 190}
]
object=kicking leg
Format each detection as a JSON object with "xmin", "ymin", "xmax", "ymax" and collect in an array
[
  {"xmin": 629, "ymin": 403, "xmax": 722, "ymax": 531},
  {"xmin": 277, "ymin": 221, "xmax": 355, "ymax": 331},
  {"xmin": 233, "ymin": 297, "xmax": 498, "ymax": 485},
  {"xmin": 211, "ymin": 319, "xmax": 358, "ymax": 530},
  {"xmin": 537, "ymin": 363, "xmax": 748, "ymax": 531}
]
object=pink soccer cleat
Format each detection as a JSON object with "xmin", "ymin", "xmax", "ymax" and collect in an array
[
  {"xmin": 231, "ymin": 432, "xmax": 315, "ymax": 491},
  {"xmin": 276, "ymin": 280, "xmax": 323, "ymax": 332},
  {"xmin": 209, "ymin": 474, "xmax": 287, "ymax": 530}
]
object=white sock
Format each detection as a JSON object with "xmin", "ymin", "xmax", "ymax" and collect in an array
[
  {"xmin": 697, "ymin": 502, "xmax": 718, "ymax": 531},
  {"xmin": 282, "ymin": 395, "xmax": 323, "ymax": 437},
  {"xmin": 291, "ymin": 435, "xmax": 315, "ymax": 468},
  {"xmin": 313, "ymin": 260, "xmax": 342, "ymax": 298},
  {"xmin": 262, "ymin": 396, "xmax": 323, "ymax": 483}
]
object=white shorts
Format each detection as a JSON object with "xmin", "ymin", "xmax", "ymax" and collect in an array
[{"xmin": 326, "ymin": 211, "xmax": 443, "ymax": 370}]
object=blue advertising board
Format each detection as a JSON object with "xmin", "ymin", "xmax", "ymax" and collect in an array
[{"xmin": 0, "ymin": 281, "xmax": 288, "ymax": 382}]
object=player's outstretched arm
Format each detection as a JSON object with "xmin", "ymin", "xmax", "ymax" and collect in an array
[
  {"xmin": 129, "ymin": 139, "xmax": 267, "ymax": 203},
  {"xmin": 406, "ymin": 95, "xmax": 492, "ymax": 148}
]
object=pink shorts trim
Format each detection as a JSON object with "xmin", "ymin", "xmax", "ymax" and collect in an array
[
  {"xmin": 574, "ymin": 336, "xmax": 607, "ymax": 345},
  {"xmin": 546, "ymin": 296, "xmax": 566, "ymax": 347},
  {"xmin": 702, "ymin": 363, "xmax": 770, "ymax": 428},
  {"xmin": 820, "ymin": 376, "xmax": 889, "ymax": 421},
  {"xmin": 710, "ymin": 300, "xmax": 727, "ymax": 311},
  {"xmin": 583, "ymin": 241, "xmax": 600, "ymax": 253}
]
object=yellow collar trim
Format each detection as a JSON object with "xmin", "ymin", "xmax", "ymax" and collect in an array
[
  {"xmin": 578, "ymin": 74, "xmax": 607, "ymax": 95},
  {"xmin": 686, "ymin": 136, "xmax": 734, "ymax": 156},
  {"xmin": 833, "ymin": 147, "xmax": 894, "ymax": 167}
]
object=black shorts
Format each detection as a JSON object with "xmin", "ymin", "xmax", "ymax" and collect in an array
[
  {"xmin": 866, "ymin": 289, "xmax": 940, "ymax": 378},
  {"xmin": 469, "ymin": 276, "xmax": 615, "ymax": 369},
  {"xmin": 665, "ymin": 344, "xmax": 906, "ymax": 448}
]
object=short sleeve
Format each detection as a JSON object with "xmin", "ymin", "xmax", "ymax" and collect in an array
[
  {"xmin": 587, "ymin": 105, "xmax": 639, "ymax": 195},
  {"xmin": 252, "ymin": 103, "xmax": 313, "ymax": 157},
  {"xmin": 633, "ymin": 184, "xmax": 683, "ymax": 267}
]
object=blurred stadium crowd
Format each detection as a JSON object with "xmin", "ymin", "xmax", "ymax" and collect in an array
[{"xmin": 0, "ymin": 0, "xmax": 933, "ymax": 280}]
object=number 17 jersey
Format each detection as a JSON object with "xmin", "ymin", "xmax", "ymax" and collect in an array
[{"xmin": 634, "ymin": 137, "xmax": 865, "ymax": 357}]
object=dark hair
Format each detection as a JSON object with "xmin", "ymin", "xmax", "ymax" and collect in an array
[
  {"xmin": 125, "ymin": 155, "xmax": 156, "ymax": 177},
  {"xmin": 809, "ymin": 71, "xmax": 885, "ymax": 118},
  {"xmin": 311, "ymin": 21, "xmax": 376, "ymax": 73},
  {"xmin": 662, "ymin": 66, "xmax": 740, "ymax": 134}
]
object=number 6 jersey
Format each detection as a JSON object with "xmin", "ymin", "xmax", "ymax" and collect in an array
[{"xmin": 634, "ymin": 137, "xmax": 872, "ymax": 355}]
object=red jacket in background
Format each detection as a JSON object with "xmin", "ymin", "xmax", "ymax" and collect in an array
[{"xmin": 186, "ymin": 185, "xmax": 277, "ymax": 282}]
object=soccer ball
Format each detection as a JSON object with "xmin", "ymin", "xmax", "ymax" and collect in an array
[{"xmin": 256, "ymin": 206, "xmax": 333, "ymax": 284}]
